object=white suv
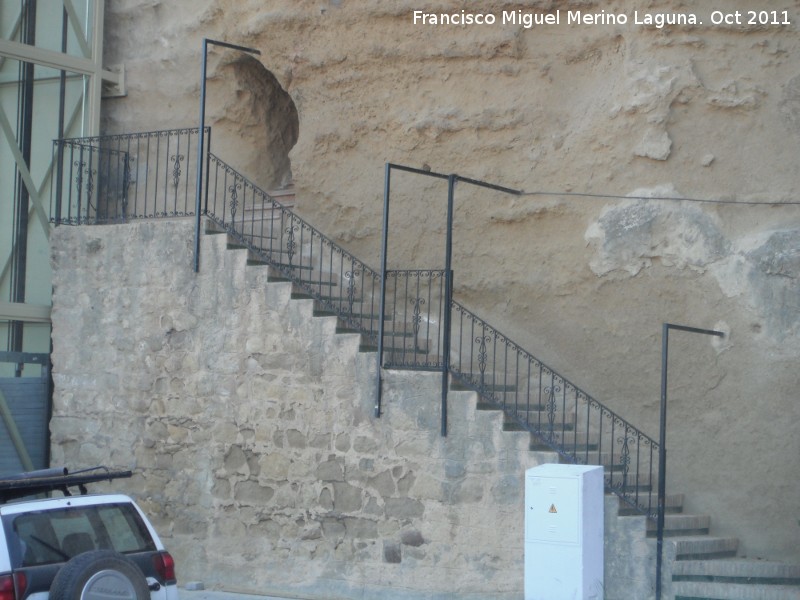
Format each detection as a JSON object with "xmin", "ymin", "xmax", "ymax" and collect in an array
[{"xmin": 0, "ymin": 469, "xmax": 177, "ymax": 600}]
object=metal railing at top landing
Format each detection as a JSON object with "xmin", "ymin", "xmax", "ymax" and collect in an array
[
  {"xmin": 51, "ymin": 128, "xmax": 209, "ymax": 225},
  {"xmin": 49, "ymin": 129, "xmax": 660, "ymax": 519}
]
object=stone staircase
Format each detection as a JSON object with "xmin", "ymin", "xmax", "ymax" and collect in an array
[
  {"xmin": 204, "ymin": 184, "xmax": 800, "ymax": 600},
  {"xmin": 653, "ymin": 510, "xmax": 800, "ymax": 600},
  {"xmin": 671, "ymin": 559, "xmax": 800, "ymax": 600},
  {"xmin": 478, "ymin": 396, "xmax": 800, "ymax": 599}
]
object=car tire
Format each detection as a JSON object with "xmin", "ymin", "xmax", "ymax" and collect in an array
[{"xmin": 49, "ymin": 549, "xmax": 150, "ymax": 600}]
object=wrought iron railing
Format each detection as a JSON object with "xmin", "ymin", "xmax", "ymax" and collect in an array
[
  {"xmin": 205, "ymin": 153, "xmax": 382, "ymax": 338},
  {"xmin": 50, "ymin": 129, "xmax": 660, "ymax": 518},
  {"xmin": 449, "ymin": 300, "xmax": 659, "ymax": 517},
  {"xmin": 51, "ymin": 128, "xmax": 208, "ymax": 225},
  {"xmin": 381, "ymin": 270, "xmax": 447, "ymax": 370}
]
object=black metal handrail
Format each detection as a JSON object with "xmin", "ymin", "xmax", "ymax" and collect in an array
[
  {"xmin": 52, "ymin": 128, "xmax": 208, "ymax": 225},
  {"xmin": 371, "ymin": 276, "xmax": 660, "ymax": 516},
  {"xmin": 381, "ymin": 270, "xmax": 447, "ymax": 371},
  {"xmin": 449, "ymin": 300, "xmax": 660, "ymax": 518},
  {"xmin": 49, "ymin": 130, "xmax": 661, "ymax": 518},
  {"xmin": 205, "ymin": 153, "xmax": 383, "ymax": 338}
]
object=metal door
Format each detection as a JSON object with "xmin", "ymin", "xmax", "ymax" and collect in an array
[{"xmin": 0, "ymin": 352, "xmax": 51, "ymax": 475}]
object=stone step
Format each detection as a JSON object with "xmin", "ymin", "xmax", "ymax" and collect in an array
[
  {"xmin": 475, "ymin": 400, "xmax": 549, "ymax": 412},
  {"xmin": 266, "ymin": 185, "xmax": 295, "ymax": 205},
  {"xmin": 450, "ymin": 377, "xmax": 518, "ymax": 394},
  {"xmin": 529, "ymin": 428, "xmax": 601, "ymax": 447},
  {"xmin": 509, "ymin": 404, "xmax": 578, "ymax": 418},
  {"xmin": 673, "ymin": 536, "xmax": 739, "ymax": 560},
  {"xmin": 383, "ymin": 363, "xmax": 443, "ymax": 373},
  {"xmin": 381, "ymin": 329, "xmax": 417, "ymax": 338},
  {"xmin": 605, "ymin": 481, "xmax": 654, "ymax": 495},
  {"xmin": 272, "ymin": 263, "xmax": 316, "ymax": 275},
  {"xmin": 672, "ymin": 558, "xmax": 800, "ymax": 585},
  {"xmin": 672, "ymin": 580, "xmax": 800, "ymax": 600},
  {"xmin": 360, "ymin": 342, "xmax": 430, "ymax": 354},
  {"xmin": 234, "ymin": 217, "xmax": 282, "ymax": 236},
  {"xmin": 241, "ymin": 203, "xmax": 289, "ymax": 217},
  {"xmin": 647, "ymin": 514, "xmax": 711, "ymax": 537},
  {"xmin": 530, "ymin": 437, "xmax": 598, "ymax": 452},
  {"xmin": 204, "ymin": 218, "xmax": 231, "ymax": 235},
  {"xmin": 618, "ymin": 493, "xmax": 684, "ymax": 516},
  {"xmin": 334, "ymin": 322, "xmax": 413, "ymax": 337},
  {"xmin": 370, "ymin": 342, "xmax": 430, "ymax": 354},
  {"xmin": 292, "ymin": 292, "xmax": 361, "ymax": 310},
  {"xmin": 226, "ymin": 234, "xmax": 286, "ymax": 250},
  {"xmin": 316, "ymin": 310, "xmax": 392, "ymax": 324},
  {"xmin": 504, "ymin": 420, "xmax": 578, "ymax": 434},
  {"xmin": 245, "ymin": 253, "xmax": 324, "ymax": 274}
]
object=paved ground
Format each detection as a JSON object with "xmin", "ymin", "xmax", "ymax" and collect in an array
[{"xmin": 181, "ymin": 588, "xmax": 302, "ymax": 600}]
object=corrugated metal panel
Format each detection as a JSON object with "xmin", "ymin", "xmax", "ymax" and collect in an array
[{"xmin": 0, "ymin": 378, "xmax": 49, "ymax": 475}]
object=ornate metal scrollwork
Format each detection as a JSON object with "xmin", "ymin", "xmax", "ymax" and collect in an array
[
  {"xmin": 228, "ymin": 181, "xmax": 242, "ymax": 221},
  {"xmin": 170, "ymin": 154, "xmax": 184, "ymax": 188},
  {"xmin": 410, "ymin": 297, "xmax": 426, "ymax": 350},
  {"xmin": 617, "ymin": 431, "xmax": 634, "ymax": 490},
  {"xmin": 544, "ymin": 382, "xmax": 561, "ymax": 441},
  {"xmin": 285, "ymin": 224, "xmax": 299, "ymax": 265},
  {"xmin": 345, "ymin": 269, "xmax": 361, "ymax": 313},
  {"xmin": 475, "ymin": 334, "xmax": 491, "ymax": 389},
  {"xmin": 121, "ymin": 156, "xmax": 135, "ymax": 218},
  {"xmin": 74, "ymin": 160, "xmax": 97, "ymax": 219},
  {"xmin": 73, "ymin": 159, "xmax": 86, "ymax": 200}
]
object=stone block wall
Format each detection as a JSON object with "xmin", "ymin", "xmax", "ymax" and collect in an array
[{"xmin": 49, "ymin": 219, "xmax": 655, "ymax": 599}]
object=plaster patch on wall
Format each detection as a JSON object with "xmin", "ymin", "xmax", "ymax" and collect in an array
[
  {"xmin": 620, "ymin": 63, "xmax": 681, "ymax": 117},
  {"xmin": 706, "ymin": 81, "xmax": 764, "ymax": 111},
  {"xmin": 633, "ymin": 128, "xmax": 672, "ymax": 161},
  {"xmin": 780, "ymin": 74, "xmax": 800, "ymax": 134},
  {"xmin": 584, "ymin": 187, "xmax": 729, "ymax": 277},
  {"xmin": 729, "ymin": 229, "xmax": 800, "ymax": 343},
  {"xmin": 587, "ymin": 203, "xmax": 799, "ymax": 342}
]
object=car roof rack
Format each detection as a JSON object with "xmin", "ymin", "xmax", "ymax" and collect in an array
[{"xmin": 0, "ymin": 466, "xmax": 132, "ymax": 504}]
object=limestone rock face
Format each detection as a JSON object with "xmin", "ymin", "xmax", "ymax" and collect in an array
[{"xmin": 100, "ymin": 0, "xmax": 799, "ymax": 565}]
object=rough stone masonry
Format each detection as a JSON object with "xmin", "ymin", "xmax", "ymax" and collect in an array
[{"xmin": 50, "ymin": 220, "xmax": 657, "ymax": 599}]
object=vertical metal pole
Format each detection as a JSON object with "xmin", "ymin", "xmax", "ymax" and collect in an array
[
  {"xmin": 193, "ymin": 39, "xmax": 259, "ymax": 272},
  {"xmin": 54, "ymin": 6, "xmax": 67, "ymax": 226},
  {"xmin": 375, "ymin": 163, "xmax": 391, "ymax": 417},
  {"xmin": 656, "ymin": 323, "xmax": 669, "ymax": 600},
  {"xmin": 193, "ymin": 38, "xmax": 209, "ymax": 273},
  {"xmin": 54, "ymin": 143, "xmax": 64, "ymax": 225},
  {"xmin": 11, "ymin": 0, "xmax": 37, "ymax": 374},
  {"xmin": 656, "ymin": 322, "xmax": 724, "ymax": 600},
  {"xmin": 441, "ymin": 174, "xmax": 456, "ymax": 437},
  {"xmin": 203, "ymin": 128, "xmax": 212, "ymax": 216}
]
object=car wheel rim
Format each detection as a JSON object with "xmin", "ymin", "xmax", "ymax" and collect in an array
[{"xmin": 80, "ymin": 569, "xmax": 138, "ymax": 600}]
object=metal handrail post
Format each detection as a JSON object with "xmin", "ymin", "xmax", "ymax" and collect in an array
[
  {"xmin": 203, "ymin": 127, "xmax": 212, "ymax": 215},
  {"xmin": 441, "ymin": 174, "xmax": 457, "ymax": 437},
  {"xmin": 375, "ymin": 164, "xmax": 520, "ymax": 431},
  {"xmin": 656, "ymin": 322, "xmax": 725, "ymax": 600},
  {"xmin": 54, "ymin": 141, "xmax": 64, "ymax": 225},
  {"xmin": 375, "ymin": 163, "xmax": 391, "ymax": 417},
  {"xmin": 193, "ymin": 38, "xmax": 209, "ymax": 273},
  {"xmin": 193, "ymin": 38, "xmax": 260, "ymax": 273}
]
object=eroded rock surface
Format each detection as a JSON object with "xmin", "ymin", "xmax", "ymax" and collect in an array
[{"xmin": 95, "ymin": 0, "xmax": 800, "ymax": 569}]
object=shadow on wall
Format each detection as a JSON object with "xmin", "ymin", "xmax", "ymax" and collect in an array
[{"xmin": 210, "ymin": 54, "xmax": 299, "ymax": 190}]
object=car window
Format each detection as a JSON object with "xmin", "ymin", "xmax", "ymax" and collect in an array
[{"xmin": 4, "ymin": 503, "xmax": 156, "ymax": 567}]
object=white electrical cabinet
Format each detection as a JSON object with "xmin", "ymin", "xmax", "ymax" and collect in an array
[{"xmin": 524, "ymin": 464, "xmax": 604, "ymax": 600}]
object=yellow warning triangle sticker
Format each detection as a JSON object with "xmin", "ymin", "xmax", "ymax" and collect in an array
[{"xmin": 549, "ymin": 504, "xmax": 558, "ymax": 514}]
